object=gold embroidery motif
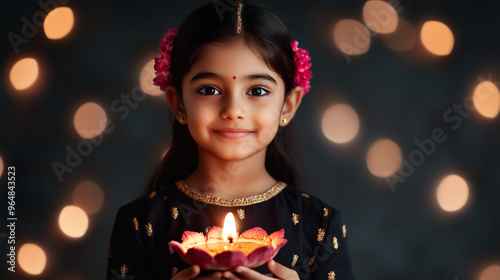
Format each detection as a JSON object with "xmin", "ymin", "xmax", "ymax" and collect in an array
[
  {"xmin": 237, "ymin": 209, "xmax": 245, "ymax": 220},
  {"xmin": 343, "ymin": 224, "xmax": 347, "ymax": 238},
  {"xmin": 308, "ymin": 256, "xmax": 315, "ymax": 266},
  {"xmin": 148, "ymin": 190, "xmax": 156, "ymax": 199},
  {"xmin": 163, "ymin": 195, "xmax": 167, "ymax": 202},
  {"xmin": 172, "ymin": 207, "xmax": 179, "ymax": 219},
  {"xmin": 171, "ymin": 267, "xmax": 179, "ymax": 276},
  {"xmin": 323, "ymin": 207, "xmax": 328, "ymax": 216},
  {"xmin": 333, "ymin": 236, "xmax": 338, "ymax": 249},
  {"xmin": 132, "ymin": 217, "xmax": 139, "ymax": 230},
  {"xmin": 328, "ymin": 271, "xmax": 336, "ymax": 280},
  {"xmin": 317, "ymin": 228, "xmax": 325, "ymax": 241},
  {"xmin": 146, "ymin": 223, "xmax": 153, "ymax": 237},
  {"xmin": 291, "ymin": 254, "xmax": 298, "ymax": 267},
  {"xmin": 175, "ymin": 180, "xmax": 286, "ymax": 207},
  {"xmin": 168, "ymin": 243, "xmax": 174, "ymax": 254},
  {"xmin": 292, "ymin": 213, "xmax": 299, "ymax": 225},
  {"xmin": 301, "ymin": 193, "xmax": 310, "ymax": 198},
  {"xmin": 108, "ymin": 244, "xmax": 112, "ymax": 259},
  {"xmin": 120, "ymin": 265, "xmax": 129, "ymax": 278}
]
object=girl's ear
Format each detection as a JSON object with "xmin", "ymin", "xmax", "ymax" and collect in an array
[
  {"xmin": 165, "ymin": 86, "xmax": 186, "ymax": 121},
  {"xmin": 280, "ymin": 86, "xmax": 303, "ymax": 125}
]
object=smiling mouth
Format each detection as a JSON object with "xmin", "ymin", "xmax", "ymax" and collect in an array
[{"xmin": 213, "ymin": 130, "xmax": 253, "ymax": 139}]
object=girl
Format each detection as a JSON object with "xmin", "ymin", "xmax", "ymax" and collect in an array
[{"xmin": 107, "ymin": 1, "xmax": 356, "ymax": 279}]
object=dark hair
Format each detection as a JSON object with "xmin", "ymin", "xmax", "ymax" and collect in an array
[{"xmin": 145, "ymin": 0, "xmax": 302, "ymax": 193}]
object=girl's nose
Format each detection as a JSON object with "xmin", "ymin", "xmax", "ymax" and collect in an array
[{"xmin": 220, "ymin": 92, "xmax": 246, "ymax": 120}]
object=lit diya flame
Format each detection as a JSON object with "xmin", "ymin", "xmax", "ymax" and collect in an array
[
  {"xmin": 223, "ymin": 212, "xmax": 236, "ymax": 244},
  {"xmin": 170, "ymin": 212, "xmax": 287, "ymax": 270}
]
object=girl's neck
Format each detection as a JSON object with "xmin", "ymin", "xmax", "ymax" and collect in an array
[{"xmin": 183, "ymin": 149, "xmax": 277, "ymax": 199}]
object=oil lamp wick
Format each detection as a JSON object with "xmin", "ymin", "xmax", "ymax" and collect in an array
[{"xmin": 228, "ymin": 236, "xmax": 234, "ymax": 245}]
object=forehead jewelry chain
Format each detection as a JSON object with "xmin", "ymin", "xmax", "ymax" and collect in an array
[{"xmin": 237, "ymin": 3, "xmax": 243, "ymax": 34}]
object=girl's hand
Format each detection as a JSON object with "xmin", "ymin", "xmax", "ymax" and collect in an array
[
  {"xmin": 221, "ymin": 260, "xmax": 299, "ymax": 280},
  {"xmin": 171, "ymin": 265, "xmax": 223, "ymax": 280}
]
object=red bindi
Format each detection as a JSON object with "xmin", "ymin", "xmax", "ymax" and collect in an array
[{"xmin": 233, "ymin": 76, "xmax": 236, "ymax": 80}]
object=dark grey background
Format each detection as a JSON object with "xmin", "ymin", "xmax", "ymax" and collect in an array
[{"xmin": 1, "ymin": 0, "xmax": 500, "ymax": 279}]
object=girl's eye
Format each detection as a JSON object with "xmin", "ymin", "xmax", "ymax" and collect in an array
[
  {"xmin": 247, "ymin": 87, "xmax": 269, "ymax": 96},
  {"xmin": 198, "ymin": 86, "xmax": 221, "ymax": 95}
]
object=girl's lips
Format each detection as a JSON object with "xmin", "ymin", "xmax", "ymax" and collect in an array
[{"xmin": 214, "ymin": 130, "xmax": 253, "ymax": 139}]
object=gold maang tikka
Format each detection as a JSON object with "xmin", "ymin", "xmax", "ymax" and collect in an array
[{"xmin": 237, "ymin": 3, "xmax": 243, "ymax": 34}]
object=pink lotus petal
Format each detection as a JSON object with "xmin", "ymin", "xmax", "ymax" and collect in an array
[
  {"xmin": 181, "ymin": 231, "xmax": 205, "ymax": 244},
  {"xmin": 186, "ymin": 247, "xmax": 216, "ymax": 270},
  {"xmin": 170, "ymin": 227, "xmax": 287, "ymax": 270},
  {"xmin": 240, "ymin": 227, "xmax": 268, "ymax": 240},
  {"xmin": 246, "ymin": 245, "xmax": 275, "ymax": 268},
  {"xmin": 206, "ymin": 226, "xmax": 223, "ymax": 240},
  {"xmin": 268, "ymin": 229, "xmax": 285, "ymax": 241},
  {"xmin": 213, "ymin": 250, "xmax": 247, "ymax": 270},
  {"xmin": 272, "ymin": 238, "xmax": 288, "ymax": 252},
  {"xmin": 169, "ymin": 241, "xmax": 190, "ymax": 263}
]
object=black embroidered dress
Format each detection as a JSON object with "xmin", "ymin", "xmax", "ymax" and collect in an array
[{"xmin": 107, "ymin": 180, "xmax": 356, "ymax": 280}]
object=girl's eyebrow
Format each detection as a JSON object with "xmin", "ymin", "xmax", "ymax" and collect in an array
[
  {"xmin": 190, "ymin": 72, "xmax": 221, "ymax": 83},
  {"xmin": 245, "ymin": 73, "xmax": 277, "ymax": 84},
  {"xmin": 190, "ymin": 72, "xmax": 277, "ymax": 84}
]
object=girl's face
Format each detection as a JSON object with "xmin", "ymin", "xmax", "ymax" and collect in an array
[{"xmin": 180, "ymin": 41, "xmax": 287, "ymax": 161}]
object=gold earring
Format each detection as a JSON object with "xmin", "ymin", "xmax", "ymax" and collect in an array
[
  {"xmin": 281, "ymin": 117, "xmax": 287, "ymax": 125},
  {"xmin": 178, "ymin": 116, "xmax": 185, "ymax": 124}
]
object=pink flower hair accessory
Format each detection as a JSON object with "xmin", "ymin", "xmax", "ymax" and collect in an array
[
  {"xmin": 290, "ymin": 41, "xmax": 312, "ymax": 95},
  {"xmin": 153, "ymin": 27, "xmax": 178, "ymax": 91}
]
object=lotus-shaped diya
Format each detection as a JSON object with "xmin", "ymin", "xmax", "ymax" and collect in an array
[{"xmin": 169, "ymin": 213, "xmax": 287, "ymax": 270}]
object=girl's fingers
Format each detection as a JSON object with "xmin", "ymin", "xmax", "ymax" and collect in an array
[
  {"xmin": 220, "ymin": 271, "xmax": 244, "ymax": 280},
  {"xmin": 267, "ymin": 260, "xmax": 299, "ymax": 280}
]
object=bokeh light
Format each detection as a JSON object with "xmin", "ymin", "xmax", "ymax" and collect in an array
[
  {"xmin": 58, "ymin": 205, "xmax": 89, "ymax": 238},
  {"xmin": 366, "ymin": 139, "xmax": 402, "ymax": 177},
  {"xmin": 322, "ymin": 104, "xmax": 360, "ymax": 143},
  {"xmin": 0, "ymin": 154, "xmax": 4, "ymax": 179},
  {"xmin": 333, "ymin": 19, "xmax": 371, "ymax": 55},
  {"xmin": 473, "ymin": 81, "xmax": 500, "ymax": 119},
  {"xmin": 479, "ymin": 265, "xmax": 500, "ymax": 280},
  {"xmin": 18, "ymin": 243, "xmax": 46, "ymax": 275},
  {"xmin": 44, "ymin": 7, "xmax": 74, "ymax": 39},
  {"xmin": 140, "ymin": 59, "xmax": 164, "ymax": 96},
  {"xmin": 436, "ymin": 174, "xmax": 469, "ymax": 212},
  {"xmin": 9, "ymin": 58, "xmax": 39, "ymax": 91},
  {"xmin": 420, "ymin": 20, "xmax": 454, "ymax": 56},
  {"xmin": 73, "ymin": 102, "xmax": 107, "ymax": 139},
  {"xmin": 363, "ymin": 1, "xmax": 398, "ymax": 34},
  {"xmin": 381, "ymin": 18, "xmax": 416, "ymax": 51},
  {"xmin": 72, "ymin": 181, "xmax": 104, "ymax": 215}
]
